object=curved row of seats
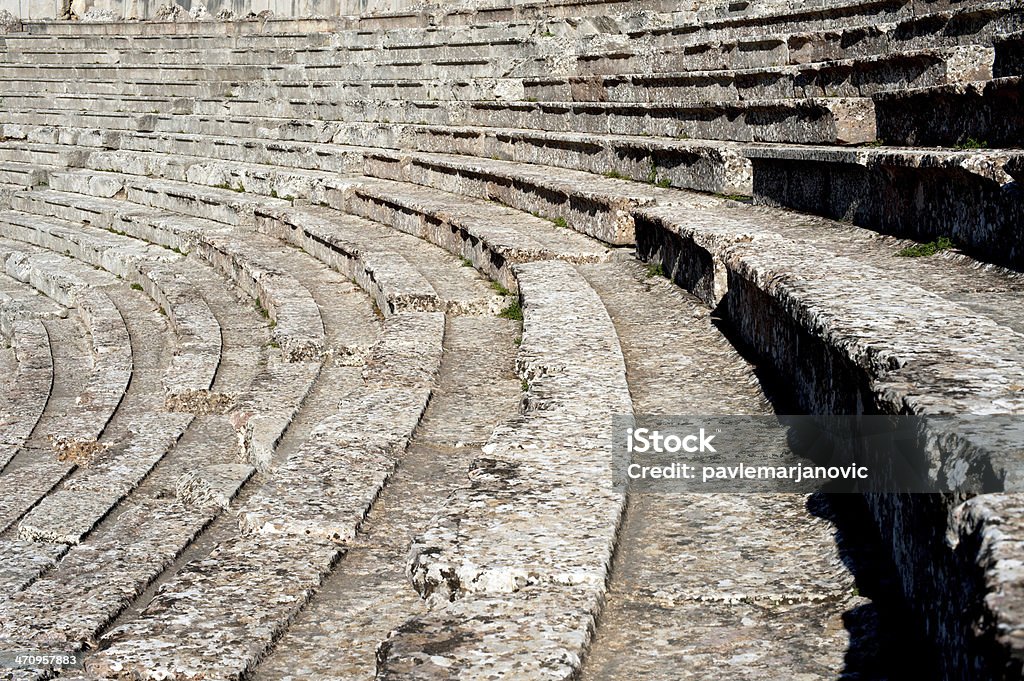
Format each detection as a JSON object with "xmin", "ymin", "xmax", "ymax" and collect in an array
[{"xmin": 0, "ymin": 0, "xmax": 1020, "ymax": 677}]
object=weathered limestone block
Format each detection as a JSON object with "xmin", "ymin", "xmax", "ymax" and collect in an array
[
  {"xmin": 398, "ymin": 260, "xmax": 629, "ymax": 677},
  {"xmin": 746, "ymin": 145, "xmax": 1024, "ymax": 269},
  {"xmin": 0, "ymin": 540, "xmax": 67, "ymax": 597},
  {"xmin": 0, "ymin": 497, "xmax": 211, "ymax": 648},
  {"xmin": 88, "ymin": 535, "xmax": 343, "ymax": 680},
  {"xmin": 255, "ymin": 205, "xmax": 442, "ymax": 315},
  {"xmin": 176, "ymin": 463, "xmax": 254, "ymax": 510}
]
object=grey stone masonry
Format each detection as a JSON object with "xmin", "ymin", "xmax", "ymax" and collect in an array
[
  {"xmin": 744, "ymin": 145, "xmax": 1024, "ymax": 269},
  {"xmin": 0, "ymin": 209, "xmax": 222, "ymax": 401},
  {"xmin": 634, "ymin": 196, "xmax": 1024, "ymax": 677},
  {"xmin": 389, "ymin": 260, "xmax": 631, "ymax": 679},
  {"xmin": 0, "ymin": 310, "xmax": 51, "ymax": 472},
  {"xmin": 0, "ymin": 0, "xmax": 1021, "ymax": 679},
  {"xmin": 874, "ymin": 76, "xmax": 1023, "ymax": 147}
]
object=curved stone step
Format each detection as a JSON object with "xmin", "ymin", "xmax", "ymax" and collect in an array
[
  {"xmin": 0, "ymin": 246, "xmax": 132, "ymax": 535},
  {"xmin": 334, "ymin": 177, "xmax": 610, "ymax": 292},
  {"xmin": 382, "ymin": 259, "xmax": 631, "ymax": 679},
  {"xmin": 0, "ymin": 237, "xmax": 200, "ymax": 555},
  {"xmin": 873, "ymin": 75, "xmax": 1023, "ymax": 147},
  {"xmin": 0, "ymin": 209, "xmax": 221, "ymax": 400},
  {"xmin": 0, "ymin": 42, "xmax": 982, "ymax": 106},
  {"xmin": 11, "ymin": 184, "xmax": 325, "ymax": 362},
  {"xmin": 0, "ymin": 294, "xmax": 53, "ymax": 473},
  {"xmin": 634, "ymin": 199, "xmax": 1024, "ymax": 672},
  {"xmin": 82, "ymin": 317, "xmax": 444, "ymax": 680},
  {"xmin": 254, "ymin": 205, "xmax": 441, "ymax": 315},
  {"xmin": 744, "ymin": 144, "xmax": 1024, "ymax": 271},
  {"xmin": 577, "ymin": 256, "xmax": 856, "ymax": 679},
  {"xmin": 256, "ymin": 204, "xmax": 508, "ymax": 316},
  {"xmin": 0, "ymin": 90, "xmax": 879, "ymax": 145}
]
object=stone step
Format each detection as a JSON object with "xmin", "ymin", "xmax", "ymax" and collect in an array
[
  {"xmin": 0, "ymin": 309, "xmax": 52, "ymax": 472},
  {"xmin": 253, "ymin": 205, "xmax": 442, "ymax": 315},
  {"xmin": 575, "ymin": 0, "xmax": 1022, "ymax": 75},
  {"xmin": 0, "ymin": 494, "xmax": 223, "ymax": 654},
  {"xmin": 576, "ymin": 256, "xmax": 856, "ymax": 679},
  {"xmin": 332, "ymin": 176, "xmax": 610, "ymax": 292},
  {"xmin": 634, "ymin": 198, "xmax": 1024, "ymax": 673},
  {"xmin": 1, "ymin": 120, "xmax": 753, "ymax": 196},
  {"xmin": 744, "ymin": 144, "xmax": 1024, "ymax": 270},
  {"xmin": 86, "ymin": 533, "xmax": 344, "ymax": 680},
  {"xmin": 0, "ymin": 539, "xmax": 66, "ymax": 597},
  {"xmin": 0, "ymin": 141, "xmax": 86, "ymax": 167},
  {"xmin": 0, "ymin": 92, "xmax": 879, "ymax": 144},
  {"xmin": 873, "ymin": 76, "xmax": 1023, "ymax": 147},
  {"xmin": 10, "ymin": 185, "xmax": 323, "ymax": 362},
  {"xmin": 255, "ymin": 204, "xmax": 507, "ymax": 316},
  {"xmin": 0, "ymin": 246, "xmax": 132, "ymax": 534},
  {"xmin": 0, "ymin": 209, "xmax": 221, "ymax": 399},
  {"xmin": 46, "ymin": 166, "xmax": 292, "ymax": 227},
  {"xmin": 250, "ymin": 313, "xmax": 520, "ymax": 680},
  {"xmin": 361, "ymin": 148, "xmax": 669, "ymax": 245},
  {"xmin": 524, "ymin": 46, "xmax": 990, "ymax": 103},
  {"xmin": 0, "ymin": 249, "xmax": 132, "ymax": 447},
  {"xmin": 0, "ymin": 43, "xmax": 984, "ymax": 104},
  {"xmin": 0, "ymin": 161, "xmax": 45, "ymax": 187},
  {"xmin": 384, "ymin": 259, "xmax": 631, "ymax": 679},
  {"xmin": 30, "ymin": 138, "xmax": 664, "ymax": 247},
  {"xmin": 3, "ymin": 134, "xmax": 692, "ymax": 244},
  {"xmin": 83, "ymin": 311, "xmax": 443, "ymax": 679},
  {"xmin": 0, "ymin": 241, "xmax": 195, "ymax": 556},
  {"xmin": 17, "ymin": 411, "xmax": 192, "ymax": 546}
]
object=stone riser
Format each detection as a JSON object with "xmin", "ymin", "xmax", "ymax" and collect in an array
[
  {"xmin": 0, "ymin": 45, "xmax": 970, "ymax": 107},
  {"xmin": 0, "ymin": 247, "xmax": 132, "ymax": 446},
  {"xmin": 0, "ymin": 315, "xmax": 52, "ymax": 472},
  {"xmin": 14, "ymin": 180, "xmax": 324, "ymax": 363},
  {"xmin": 750, "ymin": 152, "xmax": 1024, "ymax": 270},
  {"xmin": 253, "ymin": 206, "xmax": 443, "ymax": 316},
  {"xmin": 874, "ymin": 76, "xmax": 1024, "ymax": 147},
  {"xmin": 1, "ymin": 208, "xmax": 221, "ymax": 398},
  {"xmin": 994, "ymin": 33, "xmax": 1024, "ymax": 77},
  {"xmin": 632, "ymin": 199, "xmax": 1024, "ymax": 678},
  {"xmin": 0, "ymin": 94, "xmax": 875, "ymax": 145}
]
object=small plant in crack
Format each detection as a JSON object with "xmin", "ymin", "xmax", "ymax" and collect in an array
[
  {"xmin": 499, "ymin": 299, "xmax": 523, "ymax": 321},
  {"xmin": 954, "ymin": 137, "xmax": 988, "ymax": 150},
  {"xmin": 491, "ymin": 281, "xmax": 512, "ymax": 296},
  {"xmin": 897, "ymin": 236, "xmax": 954, "ymax": 258},
  {"xmin": 645, "ymin": 262, "xmax": 665, "ymax": 278}
]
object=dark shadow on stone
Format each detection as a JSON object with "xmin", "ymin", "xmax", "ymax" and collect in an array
[{"xmin": 808, "ymin": 492, "xmax": 939, "ymax": 681}]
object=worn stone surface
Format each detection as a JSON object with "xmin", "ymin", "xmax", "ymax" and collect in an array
[
  {"xmin": 0, "ymin": 540, "xmax": 68, "ymax": 597},
  {"xmin": 0, "ymin": 3, "xmax": 1020, "ymax": 680}
]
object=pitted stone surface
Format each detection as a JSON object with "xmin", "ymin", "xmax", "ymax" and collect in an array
[
  {"xmin": 399, "ymin": 260, "xmax": 629, "ymax": 678},
  {"xmin": 238, "ymin": 386, "xmax": 432, "ymax": 543},
  {"xmin": 0, "ymin": 540, "xmax": 68, "ymax": 597},
  {"xmin": 88, "ymin": 535, "xmax": 343, "ymax": 681},
  {"xmin": 0, "ymin": 3, "xmax": 1020, "ymax": 679}
]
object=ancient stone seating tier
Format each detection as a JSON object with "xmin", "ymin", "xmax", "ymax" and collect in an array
[{"xmin": 0, "ymin": 0, "xmax": 1020, "ymax": 678}]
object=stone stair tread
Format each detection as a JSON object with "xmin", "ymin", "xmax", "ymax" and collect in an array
[{"xmin": 639, "ymin": 201, "xmax": 1024, "ymax": 415}]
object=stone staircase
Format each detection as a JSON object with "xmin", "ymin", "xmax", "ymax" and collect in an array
[{"xmin": 0, "ymin": 0, "xmax": 1020, "ymax": 679}]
